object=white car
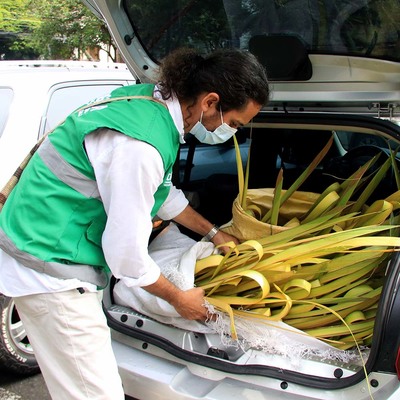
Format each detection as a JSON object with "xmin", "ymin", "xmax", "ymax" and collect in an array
[
  {"xmin": 4, "ymin": 1, "xmax": 400, "ymax": 400},
  {"xmin": 0, "ymin": 60, "xmax": 135, "ymax": 374},
  {"xmin": 0, "ymin": 60, "xmax": 135, "ymax": 188},
  {"xmin": 81, "ymin": 1, "xmax": 400, "ymax": 400}
]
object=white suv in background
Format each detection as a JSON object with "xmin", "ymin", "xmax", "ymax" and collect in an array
[
  {"xmin": 0, "ymin": 60, "xmax": 135, "ymax": 374},
  {"xmin": 0, "ymin": 60, "xmax": 135, "ymax": 188}
]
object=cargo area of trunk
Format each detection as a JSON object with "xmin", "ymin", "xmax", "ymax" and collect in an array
[{"xmin": 104, "ymin": 111, "xmax": 400, "ymax": 391}]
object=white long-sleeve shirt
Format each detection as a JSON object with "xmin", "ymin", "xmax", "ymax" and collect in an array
[{"xmin": 0, "ymin": 91, "xmax": 188, "ymax": 297}]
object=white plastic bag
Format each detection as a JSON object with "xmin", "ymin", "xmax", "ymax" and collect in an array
[
  {"xmin": 113, "ymin": 223, "xmax": 343, "ymax": 360},
  {"xmin": 113, "ymin": 223, "xmax": 215, "ymax": 332}
]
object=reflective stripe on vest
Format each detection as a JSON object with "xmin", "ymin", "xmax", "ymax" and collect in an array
[
  {"xmin": 0, "ymin": 227, "xmax": 109, "ymax": 287},
  {"xmin": 38, "ymin": 138, "xmax": 101, "ymax": 200},
  {"xmin": 36, "ymin": 94, "xmax": 169, "ymax": 201}
]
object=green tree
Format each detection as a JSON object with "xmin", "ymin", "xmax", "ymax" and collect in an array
[
  {"xmin": 27, "ymin": 0, "xmax": 116, "ymax": 60},
  {"xmin": 0, "ymin": 0, "xmax": 40, "ymax": 33},
  {"xmin": 0, "ymin": 0, "xmax": 40, "ymax": 59},
  {"xmin": 0, "ymin": 0, "xmax": 116, "ymax": 61}
]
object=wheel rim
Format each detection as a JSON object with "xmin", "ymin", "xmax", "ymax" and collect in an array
[{"xmin": 7, "ymin": 299, "xmax": 35, "ymax": 356}]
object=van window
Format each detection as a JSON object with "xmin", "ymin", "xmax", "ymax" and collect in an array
[
  {"xmin": 0, "ymin": 88, "xmax": 14, "ymax": 138},
  {"xmin": 44, "ymin": 83, "xmax": 126, "ymax": 133}
]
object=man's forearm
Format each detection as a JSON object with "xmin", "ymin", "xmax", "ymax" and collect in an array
[
  {"xmin": 172, "ymin": 204, "xmax": 214, "ymax": 237},
  {"xmin": 173, "ymin": 204, "xmax": 239, "ymax": 248},
  {"xmin": 144, "ymin": 273, "xmax": 180, "ymax": 305}
]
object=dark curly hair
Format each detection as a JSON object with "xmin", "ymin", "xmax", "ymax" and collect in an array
[{"xmin": 157, "ymin": 48, "xmax": 269, "ymax": 112}]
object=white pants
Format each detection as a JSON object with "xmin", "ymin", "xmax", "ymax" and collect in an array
[{"xmin": 14, "ymin": 290, "xmax": 125, "ymax": 400}]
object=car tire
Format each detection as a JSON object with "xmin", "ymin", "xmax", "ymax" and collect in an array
[{"xmin": 0, "ymin": 294, "xmax": 40, "ymax": 375}]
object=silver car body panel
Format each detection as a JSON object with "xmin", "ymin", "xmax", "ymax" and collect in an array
[{"xmin": 81, "ymin": 1, "xmax": 400, "ymax": 398}]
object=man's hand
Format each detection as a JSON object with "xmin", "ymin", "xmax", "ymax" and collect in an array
[
  {"xmin": 169, "ymin": 287, "xmax": 208, "ymax": 321},
  {"xmin": 144, "ymin": 274, "xmax": 208, "ymax": 321},
  {"xmin": 173, "ymin": 204, "xmax": 239, "ymax": 253},
  {"xmin": 212, "ymin": 230, "xmax": 239, "ymax": 254}
]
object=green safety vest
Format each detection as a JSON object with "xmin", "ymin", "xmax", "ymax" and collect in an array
[{"xmin": 0, "ymin": 84, "xmax": 180, "ymax": 288}]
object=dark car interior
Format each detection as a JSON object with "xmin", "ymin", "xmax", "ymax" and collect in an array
[{"xmin": 174, "ymin": 121, "xmax": 399, "ymax": 238}]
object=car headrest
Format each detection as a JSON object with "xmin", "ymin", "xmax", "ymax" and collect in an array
[{"xmin": 249, "ymin": 34, "xmax": 312, "ymax": 81}]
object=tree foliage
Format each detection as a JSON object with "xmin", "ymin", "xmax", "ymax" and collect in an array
[
  {"xmin": 0, "ymin": 0, "xmax": 40, "ymax": 33},
  {"xmin": 0, "ymin": 0, "xmax": 116, "ymax": 61}
]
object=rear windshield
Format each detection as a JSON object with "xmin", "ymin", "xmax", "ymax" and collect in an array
[{"xmin": 124, "ymin": 0, "xmax": 400, "ymax": 63}]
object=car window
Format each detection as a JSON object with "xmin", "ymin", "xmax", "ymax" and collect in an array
[
  {"xmin": 179, "ymin": 137, "xmax": 250, "ymax": 184},
  {"xmin": 336, "ymin": 130, "xmax": 398, "ymax": 151},
  {"xmin": 44, "ymin": 83, "xmax": 128, "ymax": 134},
  {"xmin": 0, "ymin": 87, "xmax": 14, "ymax": 138},
  {"xmin": 123, "ymin": 0, "xmax": 400, "ymax": 63}
]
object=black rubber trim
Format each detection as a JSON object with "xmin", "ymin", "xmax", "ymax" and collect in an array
[
  {"xmin": 106, "ymin": 309, "xmax": 373, "ymax": 391},
  {"xmin": 371, "ymin": 252, "xmax": 400, "ymax": 373}
]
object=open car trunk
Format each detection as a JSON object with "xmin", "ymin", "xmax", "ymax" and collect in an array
[
  {"xmin": 79, "ymin": 1, "xmax": 400, "ymax": 397},
  {"xmin": 102, "ymin": 111, "xmax": 400, "ymax": 398}
]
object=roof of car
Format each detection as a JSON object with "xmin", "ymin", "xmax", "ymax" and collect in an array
[
  {"xmin": 0, "ymin": 60, "xmax": 134, "ymax": 87},
  {"xmin": 0, "ymin": 60, "xmax": 129, "ymax": 71}
]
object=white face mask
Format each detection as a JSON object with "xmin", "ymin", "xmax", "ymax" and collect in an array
[{"xmin": 190, "ymin": 110, "xmax": 237, "ymax": 145}]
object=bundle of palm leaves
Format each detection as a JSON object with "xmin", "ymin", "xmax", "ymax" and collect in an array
[{"xmin": 195, "ymin": 133, "xmax": 400, "ymax": 350}]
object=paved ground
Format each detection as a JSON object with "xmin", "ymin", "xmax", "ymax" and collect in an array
[
  {"xmin": 0, "ymin": 371, "xmax": 50, "ymax": 400},
  {"xmin": 0, "ymin": 371, "xmax": 137, "ymax": 399}
]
